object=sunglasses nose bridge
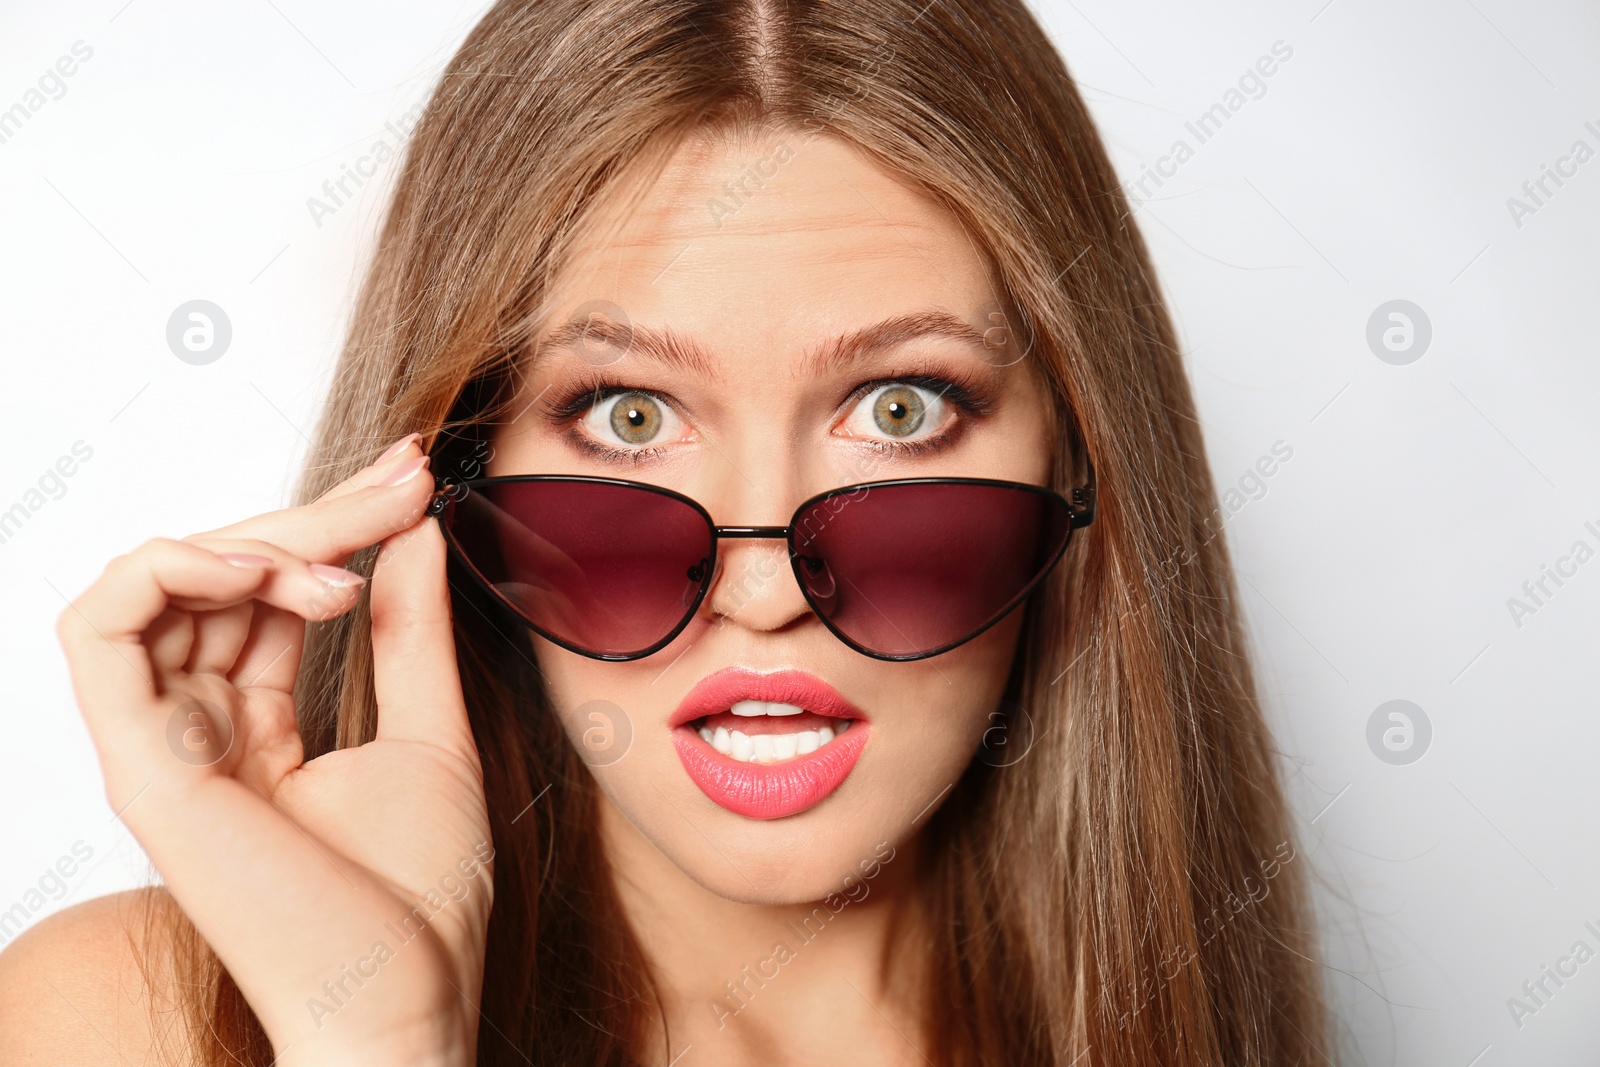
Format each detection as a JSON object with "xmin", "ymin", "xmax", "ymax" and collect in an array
[{"xmin": 711, "ymin": 524, "xmax": 790, "ymax": 540}]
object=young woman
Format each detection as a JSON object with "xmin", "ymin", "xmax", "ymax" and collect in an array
[{"xmin": 4, "ymin": 0, "xmax": 1328, "ymax": 1063}]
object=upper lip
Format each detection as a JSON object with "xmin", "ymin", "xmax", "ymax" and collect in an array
[{"xmin": 669, "ymin": 667, "xmax": 865, "ymax": 728}]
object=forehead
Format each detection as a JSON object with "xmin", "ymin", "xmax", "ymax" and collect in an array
[{"xmin": 542, "ymin": 128, "xmax": 1002, "ymax": 365}]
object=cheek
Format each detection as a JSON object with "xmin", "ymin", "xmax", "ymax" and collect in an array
[
  {"xmin": 530, "ymin": 638, "xmax": 684, "ymax": 805},
  {"xmin": 963, "ymin": 613, "xmax": 1032, "ymax": 755},
  {"xmin": 531, "ymin": 641, "xmax": 642, "ymax": 770},
  {"xmin": 944, "ymin": 616, "xmax": 1026, "ymax": 745},
  {"xmin": 866, "ymin": 609, "xmax": 1028, "ymax": 794}
]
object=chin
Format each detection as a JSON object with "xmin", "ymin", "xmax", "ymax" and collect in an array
[
  {"xmin": 617, "ymin": 776, "xmax": 920, "ymax": 905},
  {"xmin": 667, "ymin": 829, "xmax": 895, "ymax": 907}
]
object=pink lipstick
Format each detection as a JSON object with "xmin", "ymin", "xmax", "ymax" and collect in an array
[{"xmin": 670, "ymin": 667, "xmax": 869, "ymax": 820}]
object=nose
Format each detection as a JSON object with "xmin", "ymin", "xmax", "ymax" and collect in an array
[
  {"xmin": 699, "ymin": 497, "xmax": 813, "ymax": 637},
  {"xmin": 702, "ymin": 536, "xmax": 815, "ymax": 635}
]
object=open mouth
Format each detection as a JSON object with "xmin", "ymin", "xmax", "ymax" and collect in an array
[
  {"xmin": 670, "ymin": 670, "xmax": 870, "ymax": 819},
  {"xmin": 690, "ymin": 700, "xmax": 856, "ymax": 764}
]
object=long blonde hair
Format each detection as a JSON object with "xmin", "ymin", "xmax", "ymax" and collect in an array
[{"xmin": 151, "ymin": 1, "xmax": 1327, "ymax": 1063}]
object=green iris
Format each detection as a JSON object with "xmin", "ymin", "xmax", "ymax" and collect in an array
[
  {"xmin": 610, "ymin": 392, "xmax": 662, "ymax": 444},
  {"xmin": 872, "ymin": 385, "xmax": 925, "ymax": 437}
]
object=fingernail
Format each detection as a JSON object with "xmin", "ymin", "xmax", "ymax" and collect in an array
[
  {"xmin": 309, "ymin": 563, "xmax": 367, "ymax": 588},
  {"xmin": 377, "ymin": 432, "xmax": 421, "ymax": 463},
  {"xmin": 219, "ymin": 552, "xmax": 272, "ymax": 569},
  {"xmin": 379, "ymin": 455, "xmax": 429, "ymax": 487}
]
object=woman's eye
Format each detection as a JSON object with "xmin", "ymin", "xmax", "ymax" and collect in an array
[
  {"xmin": 579, "ymin": 390, "xmax": 685, "ymax": 448},
  {"xmin": 837, "ymin": 382, "xmax": 950, "ymax": 443}
]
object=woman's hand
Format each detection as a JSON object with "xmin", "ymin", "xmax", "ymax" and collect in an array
[{"xmin": 55, "ymin": 437, "xmax": 492, "ymax": 1067}]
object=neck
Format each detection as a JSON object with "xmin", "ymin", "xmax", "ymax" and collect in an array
[{"xmin": 597, "ymin": 790, "xmax": 934, "ymax": 1066}]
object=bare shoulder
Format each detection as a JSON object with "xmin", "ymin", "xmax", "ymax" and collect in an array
[{"xmin": 0, "ymin": 887, "xmax": 194, "ymax": 1064}]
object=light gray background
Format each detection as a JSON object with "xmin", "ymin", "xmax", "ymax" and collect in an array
[{"xmin": 2, "ymin": 2, "xmax": 1596, "ymax": 1063}]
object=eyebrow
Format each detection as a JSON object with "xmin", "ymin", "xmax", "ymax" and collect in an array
[{"xmin": 528, "ymin": 309, "xmax": 996, "ymax": 379}]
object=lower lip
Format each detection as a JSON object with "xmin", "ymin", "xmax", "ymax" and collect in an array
[{"xmin": 671, "ymin": 721, "xmax": 870, "ymax": 820}]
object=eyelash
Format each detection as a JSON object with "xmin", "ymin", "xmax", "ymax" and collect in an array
[{"xmin": 541, "ymin": 369, "xmax": 998, "ymax": 465}]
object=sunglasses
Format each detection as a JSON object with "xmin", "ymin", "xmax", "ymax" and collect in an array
[{"xmin": 425, "ymin": 467, "xmax": 1095, "ymax": 662}]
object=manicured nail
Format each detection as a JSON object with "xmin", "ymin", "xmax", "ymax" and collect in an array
[
  {"xmin": 378, "ymin": 455, "xmax": 429, "ymax": 487},
  {"xmin": 377, "ymin": 432, "xmax": 421, "ymax": 463},
  {"xmin": 309, "ymin": 563, "xmax": 367, "ymax": 588},
  {"xmin": 218, "ymin": 552, "xmax": 272, "ymax": 569}
]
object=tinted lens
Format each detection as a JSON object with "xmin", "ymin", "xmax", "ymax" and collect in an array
[
  {"xmin": 791, "ymin": 481, "xmax": 1072, "ymax": 658},
  {"xmin": 442, "ymin": 479, "xmax": 712, "ymax": 658}
]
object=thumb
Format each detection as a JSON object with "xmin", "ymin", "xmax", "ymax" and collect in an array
[{"xmin": 369, "ymin": 517, "xmax": 474, "ymax": 755}]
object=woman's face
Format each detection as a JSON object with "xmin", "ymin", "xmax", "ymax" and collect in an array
[{"xmin": 487, "ymin": 129, "xmax": 1054, "ymax": 904}]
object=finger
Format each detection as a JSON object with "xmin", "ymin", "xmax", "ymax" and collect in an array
[
  {"xmin": 369, "ymin": 516, "xmax": 475, "ymax": 755},
  {"xmin": 229, "ymin": 604, "xmax": 307, "ymax": 694},
  {"xmin": 144, "ymin": 607, "xmax": 195, "ymax": 675},
  {"xmin": 193, "ymin": 456, "xmax": 435, "ymax": 566},
  {"xmin": 60, "ymin": 540, "xmax": 360, "ymax": 719},
  {"xmin": 60, "ymin": 542, "xmax": 267, "ymax": 715},
  {"xmin": 318, "ymin": 432, "xmax": 424, "ymax": 503},
  {"xmin": 176, "ymin": 538, "xmax": 369, "ymax": 622},
  {"xmin": 185, "ymin": 601, "xmax": 255, "ymax": 677}
]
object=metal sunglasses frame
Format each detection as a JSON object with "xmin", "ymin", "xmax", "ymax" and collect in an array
[{"xmin": 425, "ymin": 463, "xmax": 1096, "ymax": 662}]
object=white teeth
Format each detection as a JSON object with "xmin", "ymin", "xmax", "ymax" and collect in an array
[
  {"xmin": 729, "ymin": 699, "xmax": 805, "ymax": 717},
  {"xmin": 701, "ymin": 723, "xmax": 855, "ymax": 765}
]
